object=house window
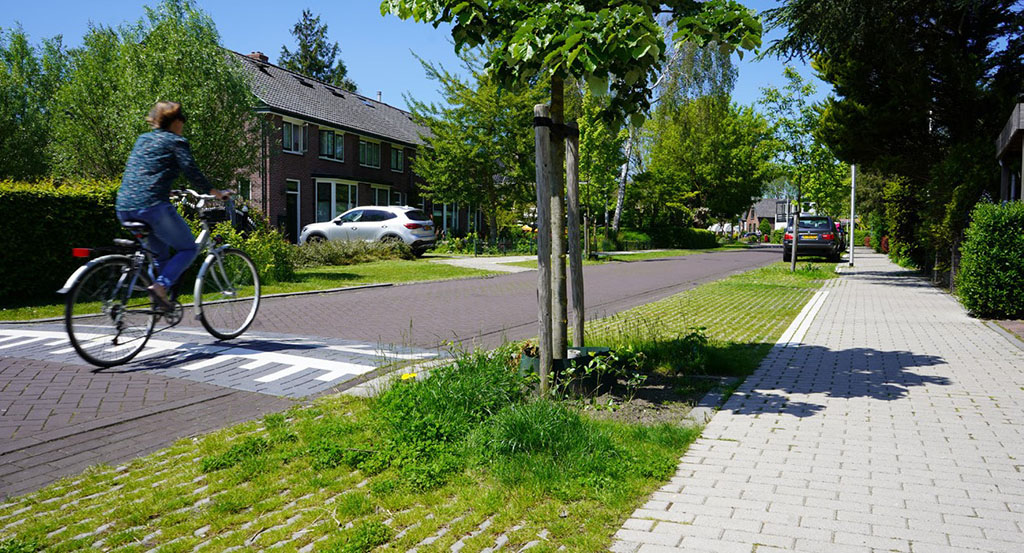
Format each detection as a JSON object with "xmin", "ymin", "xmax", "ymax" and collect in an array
[
  {"xmin": 391, "ymin": 190, "xmax": 403, "ymax": 206},
  {"xmin": 316, "ymin": 180, "xmax": 358, "ymax": 222},
  {"xmin": 390, "ymin": 148, "xmax": 404, "ymax": 172},
  {"xmin": 283, "ymin": 121, "xmax": 306, "ymax": 153},
  {"xmin": 359, "ymin": 139, "xmax": 381, "ymax": 168},
  {"xmin": 373, "ymin": 186, "xmax": 391, "ymax": 206},
  {"xmin": 319, "ymin": 130, "xmax": 344, "ymax": 162}
]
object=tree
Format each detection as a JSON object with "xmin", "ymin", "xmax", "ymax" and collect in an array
[
  {"xmin": 381, "ymin": 0, "xmax": 762, "ymax": 385},
  {"xmin": 49, "ymin": 0, "xmax": 259, "ymax": 186},
  {"xmin": 578, "ymin": 86, "xmax": 627, "ymax": 230},
  {"xmin": 638, "ymin": 96, "xmax": 776, "ymax": 232},
  {"xmin": 764, "ymin": 0, "xmax": 1023, "ymax": 266},
  {"xmin": 279, "ymin": 9, "xmax": 356, "ymax": 91},
  {"xmin": 0, "ymin": 27, "xmax": 67, "ymax": 180},
  {"xmin": 758, "ymin": 67, "xmax": 847, "ymax": 218},
  {"xmin": 408, "ymin": 50, "xmax": 547, "ymax": 242}
]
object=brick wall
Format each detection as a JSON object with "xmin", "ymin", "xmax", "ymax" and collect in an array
[{"xmin": 250, "ymin": 113, "xmax": 424, "ymax": 241}]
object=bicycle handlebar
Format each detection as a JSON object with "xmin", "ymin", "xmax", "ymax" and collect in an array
[{"xmin": 171, "ymin": 189, "xmax": 234, "ymax": 209}]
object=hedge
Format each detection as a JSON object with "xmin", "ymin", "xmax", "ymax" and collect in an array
[
  {"xmin": 956, "ymin": 201, "xmax": 1024, "ymax": 319},
  {"xmin": 0, "ymin": 180, "xmax": 122, "ymax": 305}
]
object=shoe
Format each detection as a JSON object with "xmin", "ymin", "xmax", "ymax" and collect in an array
[{"xmin": 148, "ymin": 283, "xmax": 174, "ymax": 312}]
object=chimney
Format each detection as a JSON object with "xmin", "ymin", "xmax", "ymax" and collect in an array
[
  {"xmin": 247, "ymin": 51, "xmax": 269, "ymax": 63},
  {"xmin": 376, "ymin": 91, "xmax": 382, "ymax": 102}
]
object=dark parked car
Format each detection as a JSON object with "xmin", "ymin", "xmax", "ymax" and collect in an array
[{"xmin": 783, "ymin": 215, "xmax": 842, "ymax": 262}]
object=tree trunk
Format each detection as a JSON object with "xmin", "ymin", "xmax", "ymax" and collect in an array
[
  {"xmin": 566, "ymin": 122, "xmax": 584, "ymax": 348},
  {"xmin": 612, "ymin": 128, "xmax": 632, "ymax": 234},
  {"xmin": 550, "ymin": 74, "xmax": 568, "ymax": 363},
  {"xmin": 487, "ymin": 181, "xmax": 500, "ymax": 243}
]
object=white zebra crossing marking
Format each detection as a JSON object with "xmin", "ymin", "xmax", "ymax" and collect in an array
[{"xmin": 0, "ymin": 327, "xmax": 439, "ymax": 396}]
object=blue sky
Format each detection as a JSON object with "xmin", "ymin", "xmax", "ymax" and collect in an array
[{"xmin": 4, "ymin": 0, "xmax": 830, "ymax": 111}]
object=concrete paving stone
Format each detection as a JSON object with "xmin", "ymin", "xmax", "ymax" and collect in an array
[
  {"xmin": 791, "ymin": 538, "xmax": 871, "ymax": 553},
  {"xmin": 614, "ymin": 529, "xmax": 681, "ymax": 547}
]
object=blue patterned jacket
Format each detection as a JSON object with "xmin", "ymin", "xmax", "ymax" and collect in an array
[{"xmin": 116, "ymin": 129, "xmax": 211, "ymax": 211}]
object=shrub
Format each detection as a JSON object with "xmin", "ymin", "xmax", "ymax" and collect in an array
[
  {"xmin": 292, "ymin": 239, "xmax": 413, "ymax": 268},
  {"xmin": 758, "ymin": 218, "xmax": 773, "ymax": 236},
  {"xmin": 770, "ymin": 229, "xmax": 785, "ymax": 244},
  {"xmin": 370, "ymin": 346, "xmax": 528, "ymax": 489},
  {"xmin": 185, "ymin": 219, "xmax": 296, "ymax": 284},
  {"xmin": 433, "ymin": 231, "xmax": 536, "ymax": 255},
  {"xmin": 956, "ymin": 202, "xmax": 1024, "ymax": 318},
  {"xmin": 0, "ymin": 179, "xmax": 121, "ymax": 305}
]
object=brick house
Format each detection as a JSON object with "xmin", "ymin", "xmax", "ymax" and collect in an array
[
  {"xmin": 741, "ymin": 198, "xmax": 788, "ymax": 233},
  {"xmin": 235, "ymin": 51, "xmax": 471, "ymax": 242}
]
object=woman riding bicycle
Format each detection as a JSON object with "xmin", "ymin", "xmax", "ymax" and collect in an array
[{"xmin": 116, "ymin": 101, "xmax": 231, "ymax": 310}]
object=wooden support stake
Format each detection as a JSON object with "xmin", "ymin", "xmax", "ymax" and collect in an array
[
  {"xmin": 566, "ymin": 122, "xmax": 584, "ymax": 348},
  {"xmin": 550, "ymin": 76, "xmax": 568, "ymax": 363},
  {"xmin": 533, "ymin": 104, "xmax": 554, "ymax": 393}
]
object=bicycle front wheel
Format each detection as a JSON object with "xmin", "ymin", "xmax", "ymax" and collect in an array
[
  {"xmin": 65, "ymin": 256, "xmax": 156, "ymax": 367},
  {"xmin": 195, "ymin": 248, "xmax": 261, "ymax": 340}
]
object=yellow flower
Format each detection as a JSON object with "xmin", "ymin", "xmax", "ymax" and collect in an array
[{"xmin": 401, "ymin": 372, "xmax": 417, "ymax": 380}]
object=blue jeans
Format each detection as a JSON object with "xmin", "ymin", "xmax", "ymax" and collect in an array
[{"xmin": 117, "ymin": 202, "xmax": 198, "ymax": 290}]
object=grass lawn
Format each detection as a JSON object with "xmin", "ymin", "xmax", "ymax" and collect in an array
[
  {"xmin": 0, "ymin": 261, "xmax": 836, "ymax": 553},
  {"xmin": 0, "ymin": 261, "xmax": 496, "ymax": 322},
  {"xmin": 501, "ymin": 246, "xmax": 752, "ymax": 268}
]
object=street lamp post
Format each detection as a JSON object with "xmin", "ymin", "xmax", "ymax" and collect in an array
[{"xmin": 849, "ymin": 164, "xmax": 856, "ymax": 267}]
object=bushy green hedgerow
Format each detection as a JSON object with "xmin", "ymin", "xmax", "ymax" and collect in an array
[
  {"xmin": 291, "ymin": 239, "xmax": 414, "ymax": 268},
  {"xmin": 672, "ymin": 228, "xmax": 718, "ymax": 249},
  {"xmin": 0, "ymin": 180, "xmax": 122, "ymax": 305},
  {"xmin": 956, "ymin": 201, "xmax": 1024, "ymax": 319}
]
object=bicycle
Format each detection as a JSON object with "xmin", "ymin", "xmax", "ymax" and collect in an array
[{"xmin": 60, "ymin": 189, "xmax": 261, "ymax": 367}]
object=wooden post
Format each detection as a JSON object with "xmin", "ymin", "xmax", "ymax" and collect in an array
[
  {"xmin": 790, "ymin": 194, "xmax": 800, "ymax": 272},
  {"xmin": 533, "ymin": 104, "xmax": 554, "ymax": 393},
  {"xmin": 550, "ymin": 76, "xmax": 568, "ymax": 363},
  {"xmin": 566, "ymin": 122, "xmax": 584, "ymax": 348}
]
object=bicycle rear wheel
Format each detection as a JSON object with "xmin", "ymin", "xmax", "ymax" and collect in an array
[
  {"xmin": 65, "ymin": 256, "xmax": 156, "ymax": 367},
  {"xmin": 195, "ymin": 248, "xmax": 261, "ymax": 340}
]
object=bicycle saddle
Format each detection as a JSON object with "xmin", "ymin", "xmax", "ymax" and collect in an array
[{"xmin": 120, "ymin": 220, "xmax": 151, "ymax": 238}]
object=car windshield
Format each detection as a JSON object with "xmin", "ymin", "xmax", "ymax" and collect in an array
[
  {"xmin": 405, "ymin": 210, "xmax": 431, "ymax": 222},
  {"xmin": 791, "ymin": 217, "xmax": 831, "ymax": 230}
]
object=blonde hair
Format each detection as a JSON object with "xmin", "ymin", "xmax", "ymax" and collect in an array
[{"xmin": 146, "ymin": 101, "xmax": 186, "ymax": 130}]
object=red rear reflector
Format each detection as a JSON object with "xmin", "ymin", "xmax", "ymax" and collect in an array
[
  {"xmin": 404, "ymin": 223, "xmax": 422, "ymax": 229},
  {"xmin": 822, "ymin": 233, "xmax": 834, "ymax": 240},
  {"xmin": 72, "ymin": 248, "xmax": 91, "ymax": 258},
  {"xmin": 784, "ymin": 233, "xmax": 793, "ymax": 240}
]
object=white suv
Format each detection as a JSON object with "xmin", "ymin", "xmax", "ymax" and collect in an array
[{"xmin": 299, "ymin": 206, "xmax": 437, "ymax": 256}]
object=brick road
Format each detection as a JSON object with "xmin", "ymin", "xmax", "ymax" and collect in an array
[
  {"xmin": 209, "ymin": 248, "xmax": 781, "ymax": 349},
  {"xmin": 1, "ymin": 248, "xmax": 778, "ymax": 499},
  {"xmin": 613, "ymin": 249, "xmax": 1024, "ymax": 553}
]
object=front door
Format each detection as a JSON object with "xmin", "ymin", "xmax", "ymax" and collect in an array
[{"xmin": 285, "ymin": 180, "xmax": 300, "ymax": 243}]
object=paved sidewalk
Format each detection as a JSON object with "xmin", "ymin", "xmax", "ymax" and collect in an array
[
  {"xmin": 429, "ymin": 254, "xmax": 536, "ymax": 273},
  {"xmin": 614, "ymin": 249, "xmax": 1024, "ymax": 553}
]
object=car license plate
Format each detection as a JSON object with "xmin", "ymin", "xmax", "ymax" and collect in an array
[{"xmin": 801, "ymin": 234, "xmax": 818, "ymax": 240}]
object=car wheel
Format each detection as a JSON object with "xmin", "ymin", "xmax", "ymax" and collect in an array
[{"xmin": 307, "ymin": 234, "xmax": 326, "ymax": 244}]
